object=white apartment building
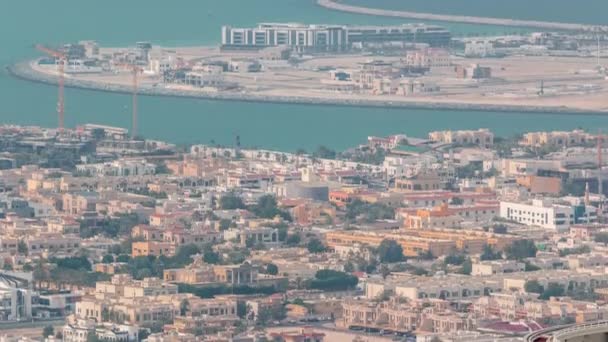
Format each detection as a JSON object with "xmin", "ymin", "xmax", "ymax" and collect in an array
[
  {"xmin": 471, "ymin": 260, "xmax": 525, "ymax": 276},
  {"xmin": 76, "ymin": 159, "xmax": 156, "ymax": 177},
  {"xmin": 500, "ymin": 199, "xmax": 597, "ymax": 231},
  {"xmin": 464, "ymin": 41, "xmax": 496, "ymax": 57},
  {"xmin": 63, "ymin": 319, "xmax": 139, "ymax": 342},
  {"xmin": 0, "ymin": 272, "xmax": 34, "ymax": 322},
  {"xmin": 382, "ymin": 154, "xmax": 436, "ymax": 179}
]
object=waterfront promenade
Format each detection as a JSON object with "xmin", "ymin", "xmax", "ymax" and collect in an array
[{"xmin": 317, "ymin": 0, "xmax": 608, "ymax": 31}]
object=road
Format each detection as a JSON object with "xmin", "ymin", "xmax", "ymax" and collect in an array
[{"xmin": 317, "ymin": 0, "xmax": 608, "ymax": 32}]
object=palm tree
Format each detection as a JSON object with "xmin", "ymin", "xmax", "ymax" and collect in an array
[{"xmin": 180, "ymin": 299, "xmax": 190, "ymax": 316}]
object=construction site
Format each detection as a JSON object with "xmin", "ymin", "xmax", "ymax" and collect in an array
[{"xmin": 11, "ymin": 25, "xmax": 608, "ymax": 123}]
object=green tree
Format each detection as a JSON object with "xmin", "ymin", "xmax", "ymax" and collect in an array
[
  {"xmin": 539, "ymin": 283, "xmax": 565, "ymax": 300},
  {"xmin": 251, "ymin": 195, "xmax": 291, "ymax": 221},
  {"xmin": 219, "ymin": 193, "xmax": 246, "ymax": 210},
  {"xmin": 480, "ymin": 245, "xmax": 502, "ymax": 261},
  {"xmin": 309, "ymin": 270, "xmax": 358, "ymax": 291},
  {"xmin": 42, "ymin": 325, "xmax": 54, "ymax": 338},
  {"xmin": 17, "ymin": 240, "xmax": 28, "ymax": 256},
  {"xmin": 265, "ymin": 263, "xmax": 279, "ymax": 275},
  {"xmin": 524, "ymin": 261, "xmax": 541, "ymax": 272},
  {"xmin": 559, "ymin": 245, "xmax": 591, "ymax": 257},
  {"xmin": 525, "ymin": 280, "xmax": 544, "ymax": 294},
  {"xmin": 203, "ymin": 247, "xmax": 221, "ymax": 264},
  {"xmin": 116, "ymin": 254, "xmax": 131, "ymax": 263},
  {"xmin": 256, "ymin": 306, "xmax": 273, "ymax": 326},
  {"xmin": 492, "ymin": 224, "xmax": 508, "ymax": 234},
  {"xmin": 53, "ymin": 256, "xmax": 92, "ymax": 271},
  {"xmin": 102, "ymin": 254, "xmax": 115, "ymax": 264},
  {"xmin": 307, "ymin": 238, "xmax": 327, "ymax": 254},
  {"xmin": 345, "ymin": 199, "xmax": 394, "ymax": 222},
  {"xmin": 458, "ymin": 258, "xmax": 472, "ymax": 275},
  {"xmin": 418, "ymin": 250, "xmax": 435, "ymax": 261},
  {"xmin": 506, "ymin": 240, "xmax": 537, "ymax": 260},
  {"xmin": 445, "ymin": 253, "xmax": 465, "ymax": 266},
  {"xmin": 285, "ymin": 234, "xmax": 301, "ymax": 246},
  {"xmin": 219, "ymin": 219, "xmax": 232, "ymax": 231},
  {"xmin": 313, "ymin": 145, "xmax": 336, "ymax": 159},
  {"xmin": 377, "ymin": 239, "xmax": 404, "ymax": 263},
  {"xmin": 380, "ymin": 264, "xmax": 391, "ymax": 279},
  {"xmin": 450, "ymin": 197, "xmax": 464, "ymax": 205},
  {"xmin": 180, "ymin": 299, "xmax": 190, "ymax": 316}
]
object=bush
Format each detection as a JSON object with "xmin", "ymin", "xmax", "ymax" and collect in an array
[
  {"xmin": 307, "ymin": 238, "xmax": 327, "ymax": 253},
  {"xmin": 309, "ymin": 270, "xmax": 358, "ymax": 291},
  {"xmin": 265, "ymin": 263, "xmax": 278, "ymax": 275},
  {"xmin": 506, "ymin": 240, "xmax": 537, "ymax": 260},
  {"xmin": 539, "ymin": 283, "xmax": 565, "ymax": 300},
  {"xmin": 219, "ymin": 193, "xmax": 245, "ymax": 210},
  {"xmin": 345, "ymin": 199, "xmax": 394, "ymax": 222},
  {"xmin": 525, "ymin": 280, "xmax": 544, "ymax": 294},
  {"xmin": 480, "ymin": 245, "xmax": 502, "ymax": 261},
  {"xmin": 377, "ymin": 239, "xmax": 404, "ymax": 263}
]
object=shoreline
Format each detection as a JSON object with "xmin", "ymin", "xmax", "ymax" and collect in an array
[
  {"xmin": 316, "ymin": 0, "xmax": 607, "ymax": 32},
  {"xmin": 6, "ymin": 61, "xmax": 607, "ymax": 116}
]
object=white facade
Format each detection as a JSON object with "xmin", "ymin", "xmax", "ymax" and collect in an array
[
  {"xmin": 499, "ymin": 199, "xmax": 597, "ymax": 231},
  {"xmin": 464, "ymin": 41, "xmax": 496, "ymax": 57},
  {"xmin": 0, "ymin": 272, "xmax": 34, "ymax": 322},
  {"xmin": 76, "ymin": 159, "xmax": 156, "ymax": 177},
  {"xmin": 471, "ymin": 260, "xmax": 525, "ymax": 276}
]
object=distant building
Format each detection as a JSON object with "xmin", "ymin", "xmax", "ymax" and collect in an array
[
  {"xmin": 403, "ymin": 203, "xmax": 463, "ymax": 229},
  {"xmin": 269, "ymin": 327, "xmax": 325, "ymax": 342},
  {"xmin": 405, "ymin": 48, "xmax": 451, "ymax": 68},
  {"xmin": 428, "ymin": 129, "xmax": 494, "ymax": 148},
  {"xmin": 464, "ymin": 41, "xmax": 496, "ymax": 57},
  {"xmin": 521, "ymin": 129, "xmax": 594, "ymax": 148},
  {"xmin": 500, "ymin": 199, "xmax": 597, "ymax": 231},
  {"xmin": 455, "ymin": 64, "xmax": 492, "ymax": 79},
  {"xmin": 394, "ymin": 171, "xmax": 444, "ymax": 192},
  {"xmin": 0, "ymin": 272, "xmax": 34, "ymax": 321},
  {"xmin": 221, "ymin": 23, "xmax": 451, "ymax": 52}
]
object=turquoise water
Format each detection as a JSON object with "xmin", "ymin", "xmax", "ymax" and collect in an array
[
  {"xmin": 344, "ymin": 0, "xmax": 608, "ymax": 25},
  {"xmin": 0, "ymin": 0, "xmax": 606, "ymax": 151}
]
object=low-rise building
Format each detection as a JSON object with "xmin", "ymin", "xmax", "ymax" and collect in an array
[
  {"xmin": 472, "ymin": 260, "xmax": 526, "ymax": 276},
  {"xmin": 521, "ymin": 129, "xmax": 594, "ymax": 148},
  {"xmin": 429, "ymin": 129, "xmax": 493, "ymax": 148},
  {"xmin": 500, "ymin": 199, "xmax": 597, "ymax": 231}
]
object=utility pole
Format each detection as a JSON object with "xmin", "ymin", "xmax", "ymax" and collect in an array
[{"xmin": 598, "ymin": 132, "xmax": 604, "ymax": 221}]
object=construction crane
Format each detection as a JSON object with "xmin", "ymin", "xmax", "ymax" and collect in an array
[
  {"xmin": 598, "ymin": 132, "xmax": 605, "ymax": 221},
  {"xmin": 116, "ymin": 63, "xmax": 144, "ymax": 139},
  {"xmin": 35, "ymin": 44, "xmax": 66, "ymax": 132}
]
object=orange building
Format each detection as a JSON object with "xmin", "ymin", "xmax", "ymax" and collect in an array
[
  {"xmin": 325, "ymin": 228, "xmax": 519, "ymax": 257},
  {"xmin": 516, "ymin": 175, "xmax": 562, "ymax": 195},
  {"xmin": 404, "ymin": 203, "xmax": 463, "ymax": 229},
  {"xmin": 325, "ymin": 230, "xmax": 455, "ymax": 257},
  {"xmin": 292, "ymin": 202, "xmax": 337, "ymax": 226},
  {"xmin": 132, "ymin": 241, "xmax": 175, "ymax": 257}
]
